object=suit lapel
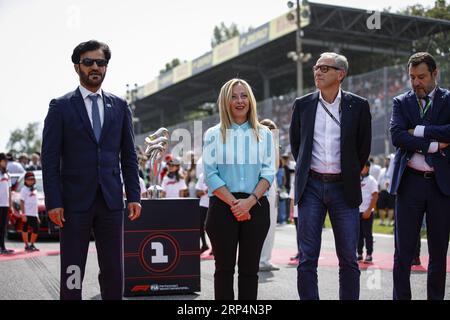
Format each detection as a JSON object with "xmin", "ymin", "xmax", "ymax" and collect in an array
[
  {"xmin": 71, "ymin": 88, "xmax": 97, "ymax": 144},
  {"xmin": 305, "ymin": 92, "xmax": 319, "ymax": 146},
  {"xmin": 430, "ymin": 87, "xmax": 445, "ymax": 123},
  {"xmin": 340, "ymin": 90, "xmax": 351, "ymax": 146},
  {"xmin": 99, "ymin": 91, "xmax": 112, "ymax": 144},
  {"xmin": 406, "ymin": 91, "xmax": 422, "ymax": 125}
]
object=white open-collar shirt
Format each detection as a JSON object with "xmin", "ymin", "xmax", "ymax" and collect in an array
[{"xmin": 310, "ymin": 89, "xmax": 342, "ymax": 174}]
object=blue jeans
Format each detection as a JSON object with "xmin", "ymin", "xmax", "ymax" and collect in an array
[
  {"xmin": 297, "ymin": 176, "xmax": 360, "ymax": 300},
  {"xmin": 277, "ymin": 198, "xmax": 287, "ymax": 223}
]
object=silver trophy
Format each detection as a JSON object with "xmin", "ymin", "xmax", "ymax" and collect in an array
[{"xmin": 144, "ymin": 127, "xmax": 170, "ymax": 199}]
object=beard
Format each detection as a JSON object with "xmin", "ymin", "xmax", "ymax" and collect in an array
[{"xmin": 79, "ymin": 69, "xmax": 105, "ymax": 88}]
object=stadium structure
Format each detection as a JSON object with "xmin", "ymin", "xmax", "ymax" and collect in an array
[{"xmin": 129, "ymin": 1, "xmax": 450, "ymax": 157}]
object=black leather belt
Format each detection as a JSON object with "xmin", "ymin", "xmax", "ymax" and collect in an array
[
  {"xmin": 309, "ymin": 170, "xmax": 343, "ymax": 183},
  {"xmin": 406, "ymin": 167, "xmax": 434, "ymax": 179}
]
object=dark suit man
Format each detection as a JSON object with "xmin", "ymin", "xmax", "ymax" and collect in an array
[
  {"xmin": 289, "ymin": 52, "xmax": 371, "ymax": 300},
  {"xmin": 390, "ymin": 52, "xmax": 450, "ymax": 300},
  {"xmin": 41, "ymin": 40, "xmax": 142, "ymax": 300}
]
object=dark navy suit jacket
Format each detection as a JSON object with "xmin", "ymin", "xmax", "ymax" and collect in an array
[
  {"xmin": 41, "ymin": 87, "xmax": 141, "ymax": 212},
  {"xmin": 389, "ymin": 87, "xmax": 450, "ymax": 196},
  {"xmin": 289, "ymin": 90, "xmax": 372, "ymax": 208}
]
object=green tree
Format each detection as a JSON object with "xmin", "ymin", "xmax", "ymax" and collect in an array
[
  {"xmin": 159, "ymin": 58, "xmax": 182, "ymax": 75},
  {"xmin": 211, "ymin": 22, "xmax": 240, "ymax": 48},
  {"xmin": 399, "ymin": 0, "xmax": 450, "ymax": 55},
  {"xmin": 6, "ymin": 122, "xmax": 41, "ymax": 155}
]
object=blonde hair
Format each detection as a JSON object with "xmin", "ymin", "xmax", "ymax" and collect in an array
[{"xmin": 217, "ymin": 78, "xmax": 261, "ymax": 143}]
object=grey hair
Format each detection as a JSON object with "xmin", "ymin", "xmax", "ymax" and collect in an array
[{"xmin": 320, "ymin": 52, "xmax": 349, "ymax": 74}]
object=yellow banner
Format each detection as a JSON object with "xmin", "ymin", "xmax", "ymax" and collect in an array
[
  {"xmin": 143, "ymin": 80, "xmax": 158, "ymax": 96},
  {"xmin": 212, "ymin": 36, "xmax": 240, "ymax": 66},
  {"xmin": 269, "ymin": 6, "xmax": 310, "ymax": 41},
  {"xmin": 173, "ymin": 61, "xmax": 193, "ymax": 83}
]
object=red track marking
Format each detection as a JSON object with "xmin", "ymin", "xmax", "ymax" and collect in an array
[{"xmin": 269, "ymin": 249, "xmax": 450, "ymax": 272}]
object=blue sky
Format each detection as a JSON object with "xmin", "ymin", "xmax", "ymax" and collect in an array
[{"xmin": 0, "ymin": 0, "xmax": 439, "ymax": 150}]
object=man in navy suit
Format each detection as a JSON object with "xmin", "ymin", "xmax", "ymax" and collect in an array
[
  {"xmin": 289, "ymin": 52, "xmax": 371, "ymax": 300},
  {"xmin": 390, "ymin": 52, "xmax": 450, "ymax": 300},
  {"xmin": 41, "ymin": 40, "xmax": 142, "ymax": 300}
]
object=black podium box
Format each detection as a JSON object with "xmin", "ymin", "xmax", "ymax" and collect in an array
[{"xmin": 123, "ymin": 198, "xmax": 201, "ymax": 296}]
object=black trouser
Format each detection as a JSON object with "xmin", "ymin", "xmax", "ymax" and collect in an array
[
  {"xmin": 199, "ymin": 206, "xmax": 208, "ymax": 248},
  {"xmin": 0, "ymin": 207, "xmax": 8, "ymax": 250},
  {"xmin": 206, "ymin": 193, "xmax": 270, "ymax": 300},
  {"xmin": 294, "ymin": 217, "xmax": 299, "ymax": 254},
  {"xmin": 22, "ymin": 216, "xmax": 39, "ymax": 234},
  {"xmin": 393, "ymin": 169, "xmax": 450, "ymax": 300},
  {"xmin": 60, "ymin": 187, "xmax": 123, "ymax": 300},
  {"xmin": 357, "ymin": 213, "xmax": 374, "ymax": 255}
]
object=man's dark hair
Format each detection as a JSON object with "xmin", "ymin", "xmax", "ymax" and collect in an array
[
  {"xmin": 6, "ymin": 152, "xmax": 14, "ymax": 161},
  {"xmin": 407, "ymin": 52, "xmax": 437, "ymax": 73},
  {"xmin": 0, "ymin": 153, "xmax": 7, "ymax": 161},
  {"xmin": 365, "ymin": 160, "xmax": 371, "ymax": 167},
  {"xmin": 71, "ymin": 40, "xmax": 111, "ymax": 64}
]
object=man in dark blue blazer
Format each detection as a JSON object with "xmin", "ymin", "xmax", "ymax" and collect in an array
[
  {"xmin": 41, "ymin": 40, "xmax": 142, "ymax": 300},
  {"xmin": 289, "ymin": 52, "xmax": 371, "ymax": 300},
  {"xmin": 390, "ymin": 52, "xmax": 450, "ymax": 300}
]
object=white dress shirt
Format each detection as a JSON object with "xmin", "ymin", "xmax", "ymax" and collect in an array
[
  {"xmin": 408, "ymin": 87, "xmax": 437, "ymax": 172},
  {"xmin": 78, "ymin": 85, "xmax": 104, "ymax": 128},
  {"xmin": 310, "ymin": 90, "xmax": 342, "ymax": 174}
]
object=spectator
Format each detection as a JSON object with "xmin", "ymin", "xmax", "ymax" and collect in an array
[
  {"xmin": 18, "ymin": 153, "xmax": 29, "ymax": 170},
  {"xmin": 20, "ymin": 171, "xmax": 40, "ymax": 252},
  {"xmin": 369, "ymin": 157, "xmax": 381, "ymax": 181},
  {"xmin": 27, "ymin": 153, "xmax": 42, "ymax": 171},
  {"xmin": 377, "ymin": 155, "xmax": 395, "ymax": 226},
  {"xmin": 6, "ymin": 153, "xmax": 25, "ymax": 185},
  {"xmin": 357, "ymin": 161, "xmax": 379, "ymax": 263},
  {"xmin": 276, "ymin": 159, "xmax": 288, "ymax": 224},
  {"xmin": 185, "ymin": 151, "xmax": 197, "ymax": 198},
  {"xmin": 259, "ymin": 118, "xmax": 280, "ymax": 272},
  {"xmin": 0, "ymin": 153, "xmax": 14, "ymax": 255},
  {"xmin": 195, "ymin": 172, "xmax": 211, "ymax": 254},
  {"xmin": 289, "ymin": 177, "xmax": 300, "ymax": 262},
  {"xmin": 161, "ymin": 157, "xmax": 188, "ymax": 198}
]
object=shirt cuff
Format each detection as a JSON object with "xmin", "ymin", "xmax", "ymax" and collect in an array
[
  {"xmin": 428, "ymin": 142, "xmax": 439, "ymax": 153},
  {"xmin": 414, "ymin": 125, "xmax": 425, "ymax": 137},
  {"xmin": 205, "ymin": 174, "xmax": 226, "ymax": 193}
]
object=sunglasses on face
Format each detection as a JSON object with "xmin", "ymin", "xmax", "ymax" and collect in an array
[
  {"xmin": 79, "ymin": 58, "xmax": 108, "ymax": 67},
  {"xmin": 312, "ymin": 65, "xmax": 342, "ymax": 73}
]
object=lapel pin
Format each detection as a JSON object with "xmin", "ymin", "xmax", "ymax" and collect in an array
[{"xmin": 106, "ymin": 103, "xmax": 112, "ymax": 108}]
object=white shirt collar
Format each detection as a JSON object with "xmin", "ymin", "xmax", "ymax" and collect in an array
[
  {"xmin": 428, "ymin": 86, "xmax": 437, "ymax": 100},
  {"xmin": 319, "ymin": 88, "xmax": 341, "ymax": 105},
  {"xmin": 79, "ymin": 85, "xmax": 103, "ymax": 100}
]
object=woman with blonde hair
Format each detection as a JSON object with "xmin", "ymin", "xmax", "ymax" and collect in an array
[{"xmin": 203, "ymin": 78, "xmax": 275, "ymax": 300}]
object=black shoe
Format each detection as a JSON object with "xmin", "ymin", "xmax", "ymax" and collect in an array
[
  {"xmin": 364, "ymin": 255, "xmax": 373, "ymax": 263},
  {"xmin": 357, "ymin": 254, "xmax": 363, "ymax": 261},
  {"xmin": 25, "ymin": 245, "xmax": 32, "ymax": 252},
  {"xmin": 411, "ymin": 257, "xmax": 421, "ymax": 266},
  {"xmin": 290, "ymin": 253, "xmax": 300, "ymax": 261},
  {"xmin": 0, "ymin": 248, "xmax": 14, "ymax": 255},
  {"xmin": 30, "ymin": 245, "xmax": 39, "ymax": 252}
]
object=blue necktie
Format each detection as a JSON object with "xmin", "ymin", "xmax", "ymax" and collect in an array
[{"xmin": 88, "ymin": 94, "xmax": 102, "ymax": 142}]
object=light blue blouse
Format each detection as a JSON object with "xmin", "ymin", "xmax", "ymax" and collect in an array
[{"xmin": 202, "ymin": 121, "xmax": 275, "ymax": 197}]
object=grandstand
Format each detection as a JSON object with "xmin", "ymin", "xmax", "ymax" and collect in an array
[{"xmin": 130, "ymin": 1, "xmax": 450, "ymax": 156}]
